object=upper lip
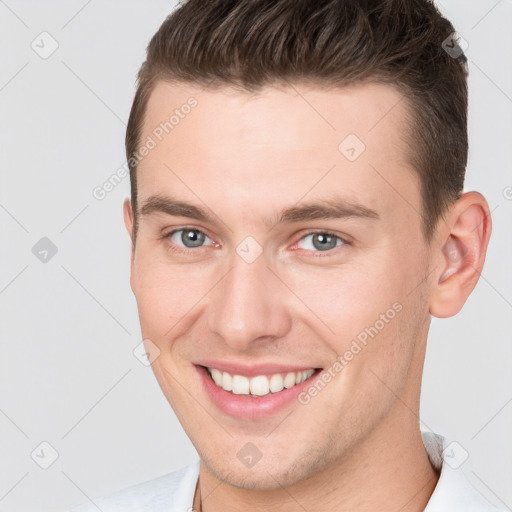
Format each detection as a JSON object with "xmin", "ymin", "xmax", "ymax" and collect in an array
[{"xmin": 195, "ymin": 360, "xmax": 322, "ymax": 377}]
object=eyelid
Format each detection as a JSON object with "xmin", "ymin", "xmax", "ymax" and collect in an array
[{"xmin": 294, "ymin": 228, "xmax": 351, "ymax": 243}]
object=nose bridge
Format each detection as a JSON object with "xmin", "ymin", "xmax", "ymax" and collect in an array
[{"xmin": 207, "ymin": 250, "xmax": 291, "ymax": 350}]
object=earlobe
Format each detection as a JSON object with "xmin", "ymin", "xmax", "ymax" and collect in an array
[{"xmin": 429, "ymin": 192, "xmax": 492, "ymax": 318}]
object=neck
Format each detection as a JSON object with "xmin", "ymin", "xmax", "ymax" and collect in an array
[{"xmin": 195, "ymin": 414, "xmax": 439, "ymax": 512}]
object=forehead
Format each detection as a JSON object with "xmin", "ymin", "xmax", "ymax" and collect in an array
[
  {"xmin": 142, "ymin": 79, "xmax": 410, "ymax": 154},
  {"xmin": 136, "ymin": 80, "xmax": 421, "ymax": 234}
]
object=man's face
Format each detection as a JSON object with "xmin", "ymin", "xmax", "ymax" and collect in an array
[{"xmin": 125, "ymin": 81, "xmax": 436, "ymax": 489}]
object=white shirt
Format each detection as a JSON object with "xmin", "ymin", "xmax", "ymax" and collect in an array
[{"xmin": 69, "ymin": 432, "xmax": 505, "ymax": 511}]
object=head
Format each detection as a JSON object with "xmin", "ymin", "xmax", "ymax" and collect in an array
[{"xmin": 123, "ymin": 0, "xmax": 491, "ymax": 491}]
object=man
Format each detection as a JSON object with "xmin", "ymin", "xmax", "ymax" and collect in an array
[{"xmin": 72, "ymin": 0, "xmax": 502, "ymax": 510}]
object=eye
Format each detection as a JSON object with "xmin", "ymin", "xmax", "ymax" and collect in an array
[
  {"xmin": 294, "ymin": 231, "xmax": 347, "ymax": 254},
  {"xmin": 164, "ymin": 228, "xmax": 216, "ymax": 253},
  {"xmin": 162, "ymin": 228, "xmax": 348, "ymax": 257}
]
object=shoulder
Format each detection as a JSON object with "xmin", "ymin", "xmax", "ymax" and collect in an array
[{"xmin": 68, "ymin": 460, "xmax": 199, "ymax": 512}]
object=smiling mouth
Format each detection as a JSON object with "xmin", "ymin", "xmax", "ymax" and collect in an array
[{"xmin": 204, "ymin": 366, "xmax": 321, "ymax": 397}]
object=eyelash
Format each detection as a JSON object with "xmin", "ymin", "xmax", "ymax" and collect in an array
[{"xmin": 161, "ymin": 227, "xmax": 350, "ymax": 258}]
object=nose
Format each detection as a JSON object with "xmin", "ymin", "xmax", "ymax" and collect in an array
[{"xmin": 206, "ymin": 250, "xmax": 292, "ymax": 352}]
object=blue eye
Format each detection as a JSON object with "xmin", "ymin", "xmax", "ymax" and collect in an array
[
  {"xmin": 163, "ymin": 228, "xmax": 348, "ymax": 257},
  {"xmin": 295, "ymin": 232, "xmax": 345, "ymax": 252},
  {"xmin": 167, "ymin": 228, "xmax": 214, "ymax": 251}
]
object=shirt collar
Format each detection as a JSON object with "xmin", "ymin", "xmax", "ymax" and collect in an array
[{"xmin": 422, "ymin": 431, "xmax": 501, "ymax": 511}]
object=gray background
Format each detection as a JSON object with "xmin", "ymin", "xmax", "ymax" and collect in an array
[{"xmin": 0, "ymin": 1, "xmax": 510, "ymax": 511}]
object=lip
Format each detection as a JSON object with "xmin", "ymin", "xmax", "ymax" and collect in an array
[{"xmin": 195, "ymin": 364, "xmax": 322, "ymax": 421}]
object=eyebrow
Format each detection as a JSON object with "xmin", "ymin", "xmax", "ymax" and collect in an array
[{"xmin": 139, "ymin": 194, "xmax": 380, "ymax": 226}]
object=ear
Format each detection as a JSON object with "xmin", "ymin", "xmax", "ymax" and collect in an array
[
  {"xmin": 429, "ymin": 191, "xmax": 492, "ymax": 318},
  {"xmin": 123, "ymin": 198, "xmax": 135, "ymax": 247},
  {"xmin": 123, "ymin": 198, "xmax": 136, "ymax": 293}
]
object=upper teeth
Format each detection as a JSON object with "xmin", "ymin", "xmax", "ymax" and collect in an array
[{"xmin": 207, "ymin": 367, "xmax": 315, "ymax": 396}]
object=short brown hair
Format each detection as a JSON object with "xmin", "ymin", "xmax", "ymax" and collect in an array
[{"xmin": 126, "ymin": 0, "xmax": 468, "ymax": 243}]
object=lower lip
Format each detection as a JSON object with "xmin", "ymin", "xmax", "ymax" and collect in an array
[{"xmin": 196, "ymin": 365, "xmax": 321, "ymax": 421}]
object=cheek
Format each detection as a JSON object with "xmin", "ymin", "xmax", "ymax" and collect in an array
[
  {"xmin": 132, "ymin": 256, "xmax": 206, "ymax": 340},
  {"xmin": 284, "ymin": 254, "xmax": 420, "ymax": 396},
  {"xmin": 284, "ymin": 258, "xmax": 403, "ymax": 345}
]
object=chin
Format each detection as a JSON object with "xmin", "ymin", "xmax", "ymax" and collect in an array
[
  {"xmin": 200, "ymin": 448, "xmax": 326, "ymax": 491},
  {"xmin": 209, "ymin": 463, "xmax": 293, "ymax": 490}
]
